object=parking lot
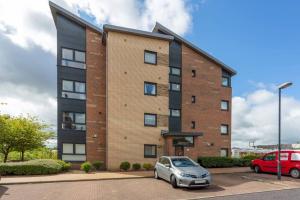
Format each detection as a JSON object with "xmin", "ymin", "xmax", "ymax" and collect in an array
[{"xmin": 1, "ymin": 172, "xmax": 300, "ymax": 200}]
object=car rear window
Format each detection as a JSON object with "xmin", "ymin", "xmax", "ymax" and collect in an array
[{"xmin": 291, "ymin": 153, "xmax": 300, "ymax": 161}]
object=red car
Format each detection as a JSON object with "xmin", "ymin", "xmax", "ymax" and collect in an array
[{"xmin": 251, "ymin": 150, "xmax": 300, "ymax": 178}]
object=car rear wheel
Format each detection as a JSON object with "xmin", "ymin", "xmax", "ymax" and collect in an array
[
  {"xmin": 154, "ymin": 170, "xmax": 160, "ymax": 179},
  {"xmin": 290, "ymin": 169, "xmax": 300, "ymax": 178},
  {"xmin": 254, "ymin": 165, "xmax": 261, "ymax": 173},
  {"xmin": 170, "ymin": 175, "xmax": 178, "ymax": 188}
]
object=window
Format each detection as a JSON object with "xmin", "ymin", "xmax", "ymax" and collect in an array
[
  {"xmin": 144, "ymin": 82, "xmax": 157, "ymax": 96},
  {"xmin": 191, "ymin": 121, "xmax": 196, "ymax": 129},
  {"xmin": 144, "ymin": 144, "xmax": 157, "ymax": 158},
  {"xmin": 62, "ymin": 143, "xmax": 86, "ymax": 161},
  {"xmin": 221, "ymin": 100, "xmax": 229, "ymax": 111},
  {"xmin": 144, "ymin": 50, "xmax": 157, "ymax": 65},
  {"xmin": 170, "ymin": 67, "xmax": 181, "ymax": 76},
  {"xmin": 169, "ymin": 83, "xmax": 180, "ymax": 91},
  {"xmin": 61, "ymin": 48, "xmax": 86, "ymax": 69},
  {"xmin": 62, "ymin": 80, "xmax": 86, "ymax": 100},
  {"xmin": 173, "ymin": 137, "xmax": 194, "ymax": 146},
  {"xmin": 221, "ymin": 124, "xmax": 229, "ymax": 135},
  {"xmin": 144, "ymin": 113, "xmax": 157, "ymax": 127},
  {"xmin": 192, "ymin": 96, "xmax": 196, "ymax": 103},
  {"xmin": 192, "ymin": 70, "xmax": 196, "ymax": 77},
  {"xmin": 280, "ymin": 153, "xmax": 289, "ymax": 161},
  {"xmin": 170, "ymin": 109, "xmax": 180, "ymax": 117},
  {"xmin": 62, "ymin": 112, "xmax": 86, "ymax": 131},
  {"xmin": 263, "ymin": 153, "xmax": 276, "ymax": 161},
  {"xmin": 62, "ymin": 143, "xmax": 73, "ymax": 154},
  {"xmin": 222, "ymin": 76, "xmax": 230, "ymax": 87},
  {"xmin": 220, "ymin": 148, "xmax": 228, "ymax": 157},
  {"xmin": 291, "ymin": 153, "xmax": 300, "ymax": 161}
]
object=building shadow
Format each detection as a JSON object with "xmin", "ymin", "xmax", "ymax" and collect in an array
[{"xmin": 0, "ymin": 186, "xmax": 8, "ymax": 198}]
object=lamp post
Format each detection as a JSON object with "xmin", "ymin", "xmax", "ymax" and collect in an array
[{"xmin": 277, "ymin": 82, "xmax": 293, "ymax": 180}]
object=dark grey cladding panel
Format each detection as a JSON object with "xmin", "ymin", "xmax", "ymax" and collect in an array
[
  {"xmin": 222, "ymin": 69, "xmax": 231, "ymax": 77},
  {"xmin": 169, "ymin": 91, "xmax": 181, "ymax": 109},
  {"xmin": 59, "ymin": 67, "xmax": 86, "ymax": 82},
  {"xmin": 56, "ymin": 14, "xmax": 86, "ymax": 51},
  {"xmin": 169, "ymin": 41, "xmax": 182, "ymax": 68},
  {"xmin": 169, "ymin": 75, "xmax": 181, "ymax": 83},
  {"xmin": 60, "ymin": 99, "xmax": 86, "ymax": 112},
  {"xmin": 57, "ymin": 132, "xmax": 86, "ymax": 159},
  {"xmin": 169, "ymin": 117, "xmax": 181, "ymax": 132}
]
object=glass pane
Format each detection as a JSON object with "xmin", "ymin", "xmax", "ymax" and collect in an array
[
  {"xmin": 171, "ymin": 83, "xmax": 180, "ymax": 91},
  {"xmin": 62, "ymin": 92, "xmax": 86, "ymax": 100},
  {"xmin": 220, "ymin": 149, "xmax": 227, "ymax": 157},
  {"xmin": 74, "ymin": 124, "xmax": 86, "ymax": 131},
  {"xmin": 222, "ymin": 77, "xmax": 229, "ymax": 86},
  {"xmin": 221, "ymin": 101, "xmax": 228, "ymax": 110},
  {"xmin": 63, "ymin": 143, "xmax": 73, "ymax": 154},
  {"xmin": 75, "ymin": 113, "xmax": 85, "ymax": 124},
  {"xmin": 291, "ymin": 153, "xmax": 300, "ymax": 161},
  {"xmin": 145, "ymin": 114, "xmax": 156, "ymax": 126},
  {"xmin": 280, "ymin": 153, "xmax": 289, "ymax": 161},
  {"xmin": 75, "ymin": 51, "xmax": 85, "ymax": 62},
  {"xmin": 75, "ymin": 82, "xmax": 85, "ymax": 93},
  {"xmin": 144, "ymin": 83, "xmax": 156, "ymax": 95},
  {"xmin": 173, "ymin": 137, "xmax": 194, "ymax": 146},
  {"xmin": 145, "ymin": 145, "xmax": 155, "ymax": 156},
  {"xmin": 62, "ymin": 112, "xmax": 73, "ymax": 129},
  {"xmin": 75, "ymin": 144, "xmax": 86, "ymax": 154},
  {"xmin": 62, "ymin": 80, "xmax": 73, "ymax": 91},
  {"xmin": 145, "ymin": 52, "xmax": 156, "ymax": 64},
  {"xmin": 62, "ymin": 155, "xmax": 86, "ymax": 161},
  {"xmin": 62, "ymin": 48, "xmax": 73, "ymax": 60},
  {"xmin": 221, "ymin": 125, "xmax": 228, "ymax": 134},
  {"xmin": 61, "ymin": 60, "xmax": 86, "ymax": 69},
  {"xmin": 171, "ymin": 109, "xmax": 180, "ymax": 117},
  {"xmin": 171, "ymin": 67, "xmax": 180, "ymax": 76}
]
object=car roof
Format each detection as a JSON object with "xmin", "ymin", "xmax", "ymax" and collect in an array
[
  {"xmin": 160, "ymin": 156, "xmax": 190, "ymax": 159},
  {"xmin": 268, "ymin": 150, "xmax": 300, "ymax": 153}
]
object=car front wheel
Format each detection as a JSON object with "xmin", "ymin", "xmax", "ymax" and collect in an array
[
  {"xmin": 290, "ymin": 169, "xmax": 300, "ymax": 178},
  {"xmin": 170, "ymin": 175, "xmax": 178, "ymax": 188},
  {"xmin": 254, "ymin": 165, "xmax": 261, "ymax": 173}
]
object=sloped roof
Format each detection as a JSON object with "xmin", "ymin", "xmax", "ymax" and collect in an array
[{"xmin": 153, "ymin": 22, "xmax": 237, "ymax": 75}]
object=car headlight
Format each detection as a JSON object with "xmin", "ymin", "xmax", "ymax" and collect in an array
[{"xmin": 179, "ymin": 172, "xmax": 194, "ymax": 178}]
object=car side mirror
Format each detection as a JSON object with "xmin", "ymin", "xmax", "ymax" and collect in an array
[{"xmin": 165, "ymin": 164, "xmax": 171, "ymax": 168}]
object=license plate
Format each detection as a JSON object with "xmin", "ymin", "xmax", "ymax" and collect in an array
[{"xmin": 195, "ymin": 180, "xmax": 206, "ymax": 184}]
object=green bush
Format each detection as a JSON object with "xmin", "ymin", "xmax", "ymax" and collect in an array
[
  {"xmin": 120, "ymin": 161, "xmax": 131, "ymax": 171},
  {"xmin": 81, "ymin": 162, "xmax": 92, "ymax": 173},
  {"xmin": 0, "ymin": 159, "xmax": 64, "ymax": 175},
  {"xmin": 56, "ymin": 160, "xmax": 71, "ymax": 171},
  {"xmin": 92, "ymin": 161, "xmax": 104, "ymax": 171},
  {"xmin": 197, "ymin": 157, "xmax": 254, "ymax": 168},
  {"xmin": 142, "ymin": 163, "xmax": 153, "ymax": 170},
  {"xmin": 132, "ymin": 163, "xmax": 141, "ymax": 170}
]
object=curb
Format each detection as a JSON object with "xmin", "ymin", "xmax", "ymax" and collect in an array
[{"xmin": 0, "ymin": 170, "xmax": 252, "ymax": 185}]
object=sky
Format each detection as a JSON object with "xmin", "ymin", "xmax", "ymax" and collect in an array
[{"xmin": 0, "ymin": 0, "xmax": 299, "ymax": 148}]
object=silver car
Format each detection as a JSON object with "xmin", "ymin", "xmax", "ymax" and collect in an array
[{"xmin": 154, "ymin": 156, "xmax": 211, "ymax": 188}]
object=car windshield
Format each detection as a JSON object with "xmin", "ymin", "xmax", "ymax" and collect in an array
[{"xmin": 171, "ymin": 158, "xmax": 197, "ymax": 167}]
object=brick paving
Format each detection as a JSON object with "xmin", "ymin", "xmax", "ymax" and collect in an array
[
  {"xmin": 0, "ymin": 167, "xmax": 251, "ymax": 185},
  {"xmin": 1, "ymin": 173, "xmax": 300, "ymax": 200}
]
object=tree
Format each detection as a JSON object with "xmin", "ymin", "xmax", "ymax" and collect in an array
[
  {"xmin": 0, "ymin": 115, "xmax": 16, "ymax": 162},
  {"xmin": 13, "ymin": 116, "xmax": 53, "ymax": 161}
]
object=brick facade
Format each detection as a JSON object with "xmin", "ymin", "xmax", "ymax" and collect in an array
[{"xmin": 86, "ymin": 28, "xmax": 107, "ymax": 166}]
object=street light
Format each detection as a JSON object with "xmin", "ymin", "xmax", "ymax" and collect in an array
[{"xmin": 277, "ymin": 82, "xmax": 293, "ymax": 180}]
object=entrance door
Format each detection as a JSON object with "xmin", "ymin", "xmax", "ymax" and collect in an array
[{"xmin": 175, "ymin": 146, "xmax": 184, "ymax": 156}]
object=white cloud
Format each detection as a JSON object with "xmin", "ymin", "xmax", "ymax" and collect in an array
[{"xmin": 232, "ymin": 89, "xmax": 300, "ymax": 148}]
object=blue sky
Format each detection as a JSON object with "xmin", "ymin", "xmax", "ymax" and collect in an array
[{"xmin": 185, "ymin": 0, "xmax": 300, "ymax": 98}]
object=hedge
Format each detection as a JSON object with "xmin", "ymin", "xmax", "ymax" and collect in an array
[
  {"xmin": 0, "ymin": 159, "xmax": 71, "ymax": 175},
  {"xmin": 197, "ymin": 156, "xmax": 259, "ymax": 168}
]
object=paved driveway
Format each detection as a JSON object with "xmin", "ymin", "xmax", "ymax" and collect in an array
[{"xmin": 1, "ymin": 172, "xmax": 300, "ymax": 200}]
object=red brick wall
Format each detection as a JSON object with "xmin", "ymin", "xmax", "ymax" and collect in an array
[
  {"xmin": 86, "ymin": 28, "xmax": 106, "ymax": 166},
  {"xmin": 180, "ymin": 44, "xmax": 232, "ymax": 159}
]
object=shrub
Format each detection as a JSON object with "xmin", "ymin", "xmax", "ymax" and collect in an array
[
  {"xmin": 81, "ymin": 162, "xmax": 92, "ymax": 173},
  {"xmin": 0, "ymin": 159, "xmax": 64, "ymax": 175},
  {"xmin": 132, "ymin": 163, "xmax": 141, "ymax": 170},
  {"xmin": 56, "ymin": 160, "xmax": 71, "ymax": 171},
  {"xmin": 197, "ymin": 156, "xmax": 257, "ymax": 168},
  {"xmin": 142, "ymin": 163, "xmax": 153, "ymax": 170},
  {"xmin": 120, "ymin": 161, "xmax": 131, "ymax": 171},
  {"xmin": 92, "ymin": 161, "xmax": 104, "ymax": 171}
]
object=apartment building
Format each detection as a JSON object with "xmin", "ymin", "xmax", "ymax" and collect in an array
[{"xmin": 50, "ymin": 1, "xmax": 236, "ymax": 170}]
